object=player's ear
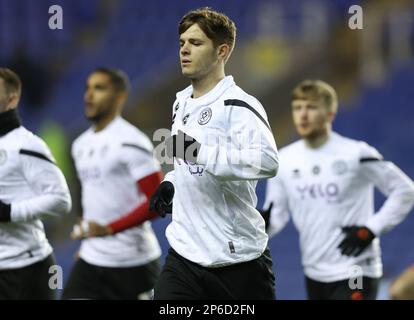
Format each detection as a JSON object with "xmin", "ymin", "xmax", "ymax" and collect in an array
[
  {"xmin": 7, "ymin": 92, "xmax": 19, "ymax": 110},
  {"xmin": 116, "ymin": 91, "xmax": 128, "ymax": 107},
  {"xmin": 328, "ymin": 111, "xmax": 336, "ymax": 123},
  {"xmin": 217, "ymin": 43, "xmax": 230, "ymax": 62}
]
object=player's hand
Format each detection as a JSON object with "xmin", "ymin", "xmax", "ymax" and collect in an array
[
  {"xmin": 338, "ymin": 226, "xmax": 375, "ymax": 257},
  {"xmin": 149, "ymin": 181, "xmax": 174, "ymax": 218},
  {"xmin": 166, "ymin": 130, "xmax": 201, "ymax": 163},
  {"xmin": 259, "ymin": 202, "xmax": 273, "ymax": 232},
  {"xmin": 71, "ymin": 220, "xmax": 113, "ymax": 239},
  {"xmin": 0, "ymin": 199, "xmax": 11, "ymax": 222}
]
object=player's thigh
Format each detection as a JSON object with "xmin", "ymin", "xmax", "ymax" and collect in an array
[
  {"xmin": 206, "ymin": 249, "xmax": 276, "ymax": 300},
  {"xmin": 61, "ymin": 258, "xmax": 103, "ymax": 299},
  {"xmin": 0, "ymin": 254, "xmax": 58, "ymax": 300},
  {"xmin": 0, "ymin": 268, "xmax": 25, "ymax": 299},
  {"xmin": 153, "ymin": 249, "xmax": 206, "ymax": 300},
  {"xmin": 104, "ymin": 259, "xmax": 161, "ymax": 300},
  {"xmin": 305, "ymin": 277, "xmax": 330, "ymax": 300},
  {"xmin": 330, "ymin": 277, "xmax": 379, "ymax": 300},
  {"xmin": 22, "ymin": 254, "xmax": 57, "ymax": 300}
]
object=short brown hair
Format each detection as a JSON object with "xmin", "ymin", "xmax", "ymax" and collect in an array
[
  {"xmin": 292, "ymin": 80, "xmax": 338, "ymax": 113},
  {"xmin": 0, "ymin": 68, "xmax": 22, "ymax": 97},
  {"xmin": 179, "ymin": 7, "xmax": 237, "ymax": 58},
  {"xmin": 93, "ymin": 67, "xmax": 130, "ymax": 92}
]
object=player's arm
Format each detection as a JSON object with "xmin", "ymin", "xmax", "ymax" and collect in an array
[
  {"xmin": 71, "ymin": 171, "xmax": 163, "ymax": 239},
  {"xmin": 199, "ymin": 100, "xmax": 278, "ymax": 180},
  {"xmin": 360, "ymin": 147, "xmax": 414, "ymax": 236},
  {"xmin": 338, "ymin": 145, "xmax": 414, "ymax": 256},
  {"xmin": 0, "ymin": 140, "xmax": 72, "ymax": 223},
  {"xmin": 149, "ymin": 170, "xmax": 174, "ymax": 217},
  {"xmin": 261, "ymin": 175, "xmax": 290, "ymax": 237},
  {"xmin": 147, "ymin": 100, "xmax": 178, "ymax": 217},
  {"xmin": 69, "ymin": 152, "xmax": 83, "ymax": 219},
  {"xmin": 106, "ymin": 171, "xmax": 163, "ymax": 233},
  {"xmin": 170, "ymin": 99, "xmax": 278, "ymax": 180},
  {"xmin": 72, "ymin": 141, "xmax": 164, "ymax": 238}
]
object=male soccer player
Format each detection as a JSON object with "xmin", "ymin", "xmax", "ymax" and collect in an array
[
  {"xmin": 150, "ymin": 8, "xmax": 279, "ymax": 300},
  {"xmin": 0, "ymin": 68, "xmax": 72, "ymax": 299},
  {"xmin": 263, "ymin": 80, "xmax": 414, "ymax": 300},
  {"xmin": 62, "ymin": 68, "xmax": 162, "ymax": 300}
]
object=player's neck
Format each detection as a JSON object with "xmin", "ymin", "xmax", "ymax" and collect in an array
[
  {"xmin": 191, "ymin": 69, "xmax": 225, "ymax": 99},
  {"xmin": 304, "ymin": 130, "xmax": 331, "ymax": 149},
  {"xmin": 0, "ymin": 108, "xmax": 21, "ymax": 136},
  {"xmin": 94, "ymin": 113, "xmax": 118, "ymax": 132}
]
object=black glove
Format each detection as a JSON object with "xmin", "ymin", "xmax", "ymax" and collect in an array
[
  {"xmin": 338, "ymin": 226, "xmax": 375, "ymax": 257},
  {"xmin": 0, "ymin": 200, "xmax": 11, "ymax": 222},
  {"xmin": 259, "ymin": 202, "xmax": 273, "ymax": 232},
  {"xmin": 166, "ymin": 130, "xmax": 201, "ymax": 163},
  {"xmin": 149, "ymin": 181, "xmax": 175, "ymax": 218}
]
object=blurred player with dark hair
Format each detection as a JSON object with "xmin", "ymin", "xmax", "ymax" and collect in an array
[
  {"xmin": 62, "ymin": 68, "xmax": 162, "ymax": 300},
  {"xmin": 150, "ymin": 8, "xmax": 279, "ymax": 300},
  {"xmin": 263, "ymin": 80, "xmax": 414, "ymax": 300},
  {"xmin": 0, "ymin": 68, "xmax": 72, "ymax": 299}
]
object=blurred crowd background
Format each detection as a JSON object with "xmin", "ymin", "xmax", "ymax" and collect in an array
[{"xmin": 1, "ymin": 0, "xmax": 413, "ymax": 299}]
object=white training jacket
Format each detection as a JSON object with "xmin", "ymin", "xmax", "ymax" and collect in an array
[
  {"xmin": 164, "ymin": 76, "xmax": 279, "ymax": 267},
  {"xmin": 264, "ymin": 132, "xmax": 414, "ymax": 282},
  {"xmin": 72, "ymin": 117, "xmax": 162, "ymax": 268},
  {"xmin": 0, "ymin": 126, "xmax": 71, "ymax": 270}
]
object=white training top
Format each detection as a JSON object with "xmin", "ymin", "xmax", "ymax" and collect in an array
[
  {"xmin": 164, "ymin": 76, "xmax": 279, "ymax": 267},
  {"xmin": 264, "ymin": 132, "xmax": 414, "ymax": 282},
  {"xmin": 0, "ymin": 126, "xmax": 71, "ymax": 270},
  {"xmin": 72, "ymin": 117, "xmax": 161, "ymax": 267}
]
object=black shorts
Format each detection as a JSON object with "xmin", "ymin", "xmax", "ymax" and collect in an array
[
  {"xmin": 62, "ymin": 258, "xmax": 160, "ymax": 300},
  {"xmin": 0, "ymin": 254, "xmax": 57, "ymax": 300},
  {"xmin": 154, "ymin": 248, "xmax": 276, "ymax": 300},
  {"xmin": 305, "ymin": 275, "xmax": 380, "ymax": 300}
]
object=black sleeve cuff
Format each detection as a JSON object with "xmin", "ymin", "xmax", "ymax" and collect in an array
[{"xmin": 0, "ymin": 201, "xmax": 11, "ymax": 222}]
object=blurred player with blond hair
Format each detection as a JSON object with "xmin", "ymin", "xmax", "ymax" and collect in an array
[{"xmin": 263, "ymin": 80, "xmax": 414, "ymax": 300}]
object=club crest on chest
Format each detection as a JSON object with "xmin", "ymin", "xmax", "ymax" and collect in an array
[{"xmin": 198, "ymin": 107, "xmax": 212, "ymax": 125}]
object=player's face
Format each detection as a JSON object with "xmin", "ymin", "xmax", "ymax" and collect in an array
[
  {"xmin": 84, "ymin": 72, "xmax": 118, "ymax": 122},
  {"xmin": 179, "ymin": 23, "xmax": 219, "ymax": 80},
  {"xmin": 291, "ymin": 98, "xmax": 332, "ymax": 139}
]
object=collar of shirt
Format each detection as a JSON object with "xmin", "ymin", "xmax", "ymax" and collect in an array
[
  {"xmin": 176, "ymin": 76, "xmax": 235, "ymax": 107},
  {"xmin": 0, "ymin": 109, "xmax": 21, "ymax": 137},
  {"xmin": 90, "ymin": 116, "xmax": 122, "ymax": 136},
  {"xmin": 300, "ymin": 131, "xmax": 340, "ymax": 153}
]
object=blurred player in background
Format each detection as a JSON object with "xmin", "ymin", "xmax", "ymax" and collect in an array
[
  {"xmin": 62, "ymin": 68, "xmax": 162, "ymax": 300},
  {"xmin": 0, "ymin": 68, "xmax": 72, "ymax": 299},
  {"xmin": 150, "ymin": 7, "xmax": 279, "ymax": 300},
  {"xmin": 262, "ymin": 80, "xmax": 414, "ymax": 300},
  {"xmin": 389, "ymin": 265, "xmax": 414, "ymax": 300}
]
